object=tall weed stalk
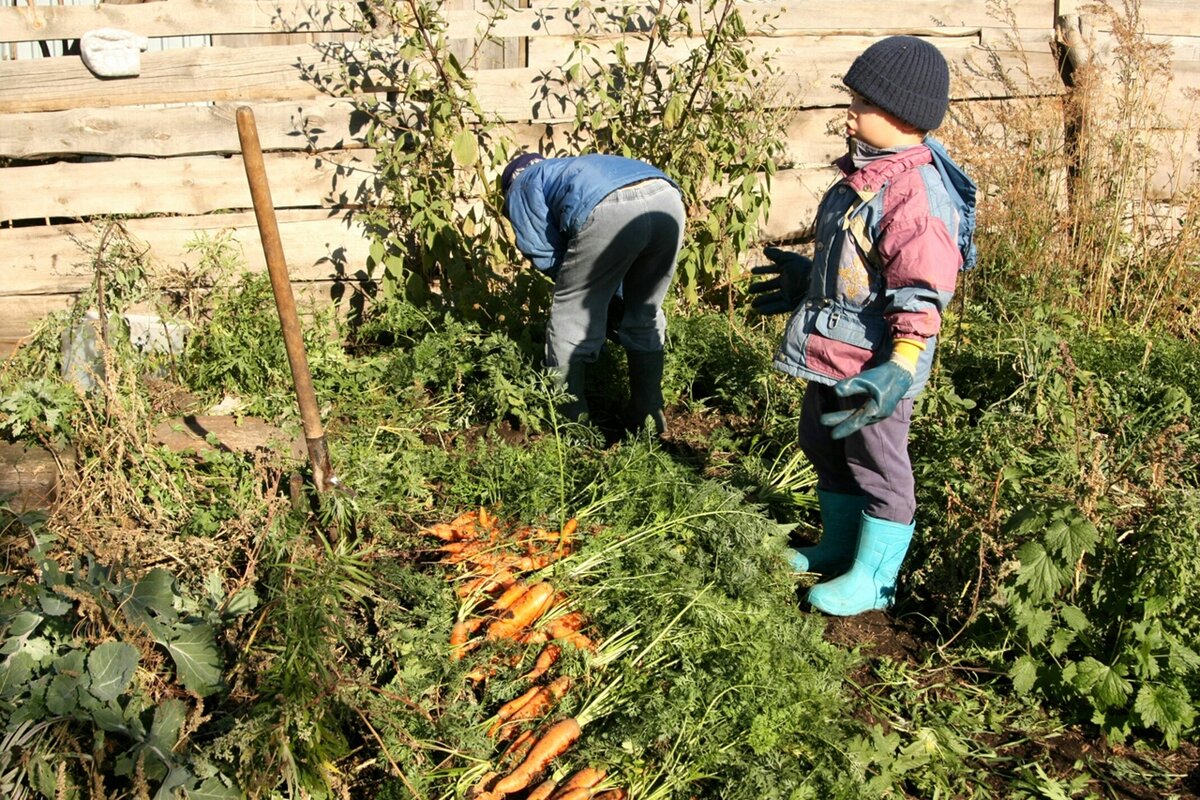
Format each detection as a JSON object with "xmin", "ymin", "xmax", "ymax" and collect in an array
[{"xmin": 943, "ymin": 0, "xmax": 1200, "ymax": 338}]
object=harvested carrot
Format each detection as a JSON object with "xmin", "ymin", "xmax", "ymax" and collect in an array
[
  {"xmin": 464, "ymin": 664, "xmax": 496, "ymax": 683},
  {"xmin": 450, "ymin": 622, "xmax": 484, "ymax": 661},
  {"xmin": 555, "ymin": 766, "xmax": 606, "ymax": 793},
  {"xmin": 449, "ymin": 509, "xmax": 478, "ymax": 529},
  {"xmin": 557, "ymin": 518, "xmax": 578, "ymax": 556},
  {"xmin": 519, "ymin": 630, "xmax": 550, "ymax": 645},
  {"xmin": 423, "ymin": 521, "xmax": 459, "ymax": 541},
  {"xmin": 501, "ymin": 726, "xmax": 536, "ymax": 763},
  {"xmin": 545, "ymin": 615, "xmax": 595, "ymax": 651},
  {"xmin": 547, "ymin": 787, "xmax": 592, "ymax": 800},
  {"xmin": 522, "ymin": 644, "xmax": 562, "ymax": 683},
  {"xmin": 489, "ymin": 717, "xmax": 582, "ymax": 796},
  {"xmin": 490, "ymin": 684, "xmax": 543, "ymax": 734},
  {"xmin": 487, "ymin": 582, "xmax": 556, "ymax": 641},
  {"xmin": 591, "ymin": 790, "xmax": 626, "ymax": 800},
  {"xmin": 500, "ymin": 676, "xmax": 572, "ymax": 736},
  {"xmin": 442, "ymin": 541, "xmax": 491, "ymax": 564},
  {"xmin": 470, "ymin": 771, "xmax": 498, "ymax": 797},
  {"xmin": 478, "ymin": 506, "xmax": 491, "ymax": 529},
  {"xmin": 490, "ymin": 581, "xmax": 532, "ymax": 615},
  {"xmin": 525, "ymin": 779, "xmax": 559, "ymax": 800},
  {"xmin": 456, "ymin": 569, "xmax": 518, "ymax": 599}
]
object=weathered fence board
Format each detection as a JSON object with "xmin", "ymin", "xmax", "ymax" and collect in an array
[
  {"xmin": 0, "ymin": 149, "xmax": 375, "ymax": 222},
  {"xmin": 0, "ymin": 36, "xmax": 1059, "ymax": 117},
  {"xmin": 0, "ymin": 209, "xmax": 371, "ymax": 296},
  {"xmin": 0, "ymin": 0, "xmax": 1052, "ymax": 44},
  {"xmin": 0, "ymin": 0, "xmax": 361, "ymax": 43}
]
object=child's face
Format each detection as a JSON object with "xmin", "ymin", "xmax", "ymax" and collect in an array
[{"xmin": 846, "ymin": 92, "xmax": 925, "ymax": 149}]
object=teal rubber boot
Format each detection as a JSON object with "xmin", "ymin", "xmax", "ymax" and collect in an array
[
  {"xmin": 625, "ymin": 349, "xmax": 666, "ymax": 435},
  {"xmin": 553, "ymin": 362, "xmax": 588, "ymax": 421},
  {"xmin": 785, "ymin": 490, "xmax": 869, "ymax": 576},
  {"xmin": 806, "ymin": 514, "xmax": 915, "ymax": 616}
]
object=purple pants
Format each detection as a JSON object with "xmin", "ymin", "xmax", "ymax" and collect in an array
[{"xmin": 798, "ymin": 382, "xmax": 916, "ymax": 524}]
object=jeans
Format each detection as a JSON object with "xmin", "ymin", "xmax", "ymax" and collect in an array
[{"xmin": 545, "ymin": 179, "xmax": 685, "ymax": 367}]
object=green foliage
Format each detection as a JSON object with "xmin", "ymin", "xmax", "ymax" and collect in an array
[
  {"xmin": 181, "ymin": 271, "xmax": 347, "ymax": 418},
  {"xmin": 0, "ymin": 378, "xmax": 79, "ymax": 447},
  {"xmin": 910, "ymin": 309, "xmax": 1200, "ymax": 747},
  {"xmin": 0, "ymin": 520, "xmax": 246, "ymax": 798},
  {"xmin": 565, "ymin": 0, "xmax": 790, "ymax": 305}
]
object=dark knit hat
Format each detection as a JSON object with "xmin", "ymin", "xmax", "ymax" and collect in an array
[
  {"xmin": 501, "ymin": 152, "xmax": 545, "ymax": 194},
  {"xmin": 843, "ymin": 36, "xmax": 950, "ymax": 132}
]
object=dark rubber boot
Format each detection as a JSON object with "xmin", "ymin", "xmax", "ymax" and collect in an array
[{"xmin": 625, "ymin": 349, "xmax": 666, "ymax": 435}]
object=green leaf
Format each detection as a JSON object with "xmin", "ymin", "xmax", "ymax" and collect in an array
[
  {"xmin": 46, "ymin": 672, "xmax": 81, "ymax": 714},
  {"xmin": 38, "ymin": 591, "xmax": 72, "ymax": 617},
  {"xmin": 1010, "ymin": 655, "xmax": 1039, "ymax": 694},
  {"xmin": 87, "ymin": 641, "xmax": 139, "ymax": 702},
  {"xmin": 165, "ymin": 623, "xmax": 223, "ymax": 696},
  {"xmin": 223, "ymin": 588, "xmax": 259, "ymax": 618},
  {"xmin": 190, "ymin": 775, "xmax": 242, "ymax": 800},
  {"xmin": 1059, "ymin": 604, "xmax": 1089, "ymax": 631},
  {"xmin": 1043, "ymin": 507, "xmax": 1098, "ymax": 561},
  {"xmin": 1014, "ymin": 541, "xmax": 1066, "ymax": 602},
  {"xmin": 0, "ymin": 652, "xmax": 36, "ymax": 698},
  {"xmin": 1073, "ymin": 657, "xmax": 1131, "ymax": 709},
  {"xmin": 1133, "ymin": 684, "xmax": 1195, "ymax": 747},
  {"xmin": 144, "ymin": 697, "xmax": 187, "ymax": 765},
  {"xmin": 126, "ymin": 568, "xmax": 180, "ymax": 635},
  {"xmin": 451, "ymin": 129, "xmax": 478, "ymax": 168}
]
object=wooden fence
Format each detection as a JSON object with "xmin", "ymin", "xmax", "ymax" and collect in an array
[{"xmin": 1, "ymin": 0, "xmax": 1197, "ymax": 356}]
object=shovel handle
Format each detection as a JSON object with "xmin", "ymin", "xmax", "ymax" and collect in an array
[{"xmin": 235, "ymin": 106, "xmax": 334, "ymax": 489}]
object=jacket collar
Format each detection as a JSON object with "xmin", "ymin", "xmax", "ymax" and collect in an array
[{"xmin": 836, "ymin": 144, "xmax": 933, "ymax": 198}]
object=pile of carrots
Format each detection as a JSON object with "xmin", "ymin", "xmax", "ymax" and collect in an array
[{"xmin": 423, "ymin": 508, "xmax": 626, "ymax": 800}]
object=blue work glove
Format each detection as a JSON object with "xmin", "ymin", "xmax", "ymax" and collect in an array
[
  {"xmin": 820, "ymin": 360, "xmax": 914, "ymax": 440},
  {"xmin": 748, "ymin": 247, "xmax": 812, "ymax": 315}
]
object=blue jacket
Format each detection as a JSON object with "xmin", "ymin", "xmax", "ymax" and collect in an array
[
  {"xmin": 773, "ymin": 144, "xmax": 962, "ymax": 397},
  {"xmin": 503, "ymin": 155, "xmax": 677, "ymax": 272}
]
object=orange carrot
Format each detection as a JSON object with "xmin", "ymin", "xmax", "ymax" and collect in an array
[
  {"xmin": 547, "ymin": 788, "xmax": 592, "ymax": 800},
  {"xmin": 470, "ymin": 771, "xmax": 498, "ymax": 796},
  {"xmin": 490, "ymin": 685, "xmax": 543, "ymax": 734},
  {"xmin": 501, "ymin": 676, "xmax": 572, "ymax": 735},
  {"xmin": 522, "ymin": 644, "xmax": 562, "ymax": 683},
  {"xmin": 525, "ymin": 779, "xmax": 559, "ymax": 800},
  {"xmin": 456, "ymin": 569, "xmax": 517, "ymax": 599},
  {"xmin": 478, "ymin": 506, "xmax": 491, "ymax": 529},
  {"xmin": 449, "ymin": 509, "xmax": 478, "ymax": 530},
  {"xmin": 450, "ymin": 622, "xmax": 483, "ymax": 661},
  {"xmin": 500, "ymin": 727, "xmax": 537, "ymax": 765},
  {"xmin": 591, "ymin": 790, "xmax": 626, "ymax": 800},
  {"xmin": 464, "ymin": 664, "xmax": 495, "ymax": 683},
  {"xmin": 489, "ymin": 717, "xmax": 582, "ymax": 796},
  {"xmin": 555, "ymin": 766, "xmax": 606, "ymax": 793},
  {"xmin": 490, "ymin": 581, "xmax": 532, "ymax": 614},
  {"xmin": 423, "ymin": 521, "xmax": 459, "ymax": 541},
  {"xmin": 519, "ymin": 630, "xmax": 550, "ymax": 645},
  {"xmin": 487, "ymin": 582, "xmax": 556, "ymax": 641},
  {"xmin": 545, "ymin": 615, "xmax": 595, "ymax": 651},
  {"xmin": 557, "ymin": 518, "xmax": 578, "ymax": 556}
]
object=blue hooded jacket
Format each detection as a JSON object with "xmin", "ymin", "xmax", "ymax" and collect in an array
[{"xmin": 503, "ymin": 154, "xmax": 677, "ymax": 272}]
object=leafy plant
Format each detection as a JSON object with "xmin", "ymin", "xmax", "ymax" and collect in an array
[{"xmin": 0, "ymin": 526, "xmax": 248, "ymax": 798}]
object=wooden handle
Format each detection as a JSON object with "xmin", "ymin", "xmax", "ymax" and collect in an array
[{"xmin": 235, "ymin": 105, "xmax": 334, "ymax": 489}]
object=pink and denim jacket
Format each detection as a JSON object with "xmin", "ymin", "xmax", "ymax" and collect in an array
[{"xmin": 773, "ymin": 143, "xmax": 963, "ymax": 396}]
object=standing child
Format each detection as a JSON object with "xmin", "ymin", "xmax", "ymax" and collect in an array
[
  {"xmin": 749, "ymin": 36, "xmax": 976, "ymax": 616},
  {"xmin": 501, "ymin": 153, "xmax": 685, "ymax": 434}
]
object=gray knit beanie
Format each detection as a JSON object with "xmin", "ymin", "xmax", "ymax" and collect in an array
[{"xmin": 843, "ymin": 36, "xmax": 950, "ymax": 132}]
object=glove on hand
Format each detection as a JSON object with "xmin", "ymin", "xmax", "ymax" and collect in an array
[
  {"xmin": 820, "ymin": 360, "xmax": 914, "ymax": 440},
  {"xmin": 748, "ymin": 247, "xmax": 812, "ymax": 315}
]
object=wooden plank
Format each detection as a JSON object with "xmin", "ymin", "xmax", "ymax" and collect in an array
[
  {"xmin": 0, "ymin": 279, "xmax": 355, "ymax": 359},
  {"xmin": 0, "ymin": 100, "xmax": 369, "ymax": 160},
  {"xmin": 0, "ymin": 210, "xmax": 371, "ymax": 295},
  {"xmin": 0, "ymin": 149, "xmax": 376, "ymax": 222},
  {"xmin": 0, "ymin": 0, "xmax": 361, "ymax": 43},
  {"xmin": 1057, "ymin": 0, "xmax": 1200, "ymax": 36},
  {"xmin": 0, "ymin": 0, "xmax": 1055, "ymax": 45},
  {"xmin": 0, "ymin": 442, "xmax": 75, "ymax": 513},
  {"xmin": 0, "ymin": 31, "xmax": 1059, "ymax": 116}
]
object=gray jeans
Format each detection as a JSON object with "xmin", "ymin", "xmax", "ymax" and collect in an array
[
  {"xmin": 545, "ymin": 179, "xmax": 685, "ymax": 367},
  {"xmin": 798, "ymin": 382, "xmax": 916, "ymax": 524}
]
